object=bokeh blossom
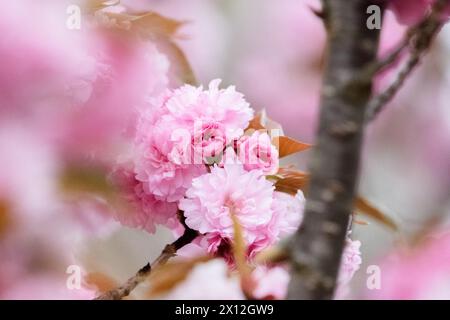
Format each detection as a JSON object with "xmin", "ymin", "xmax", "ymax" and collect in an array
[
  {"xmin": 164, "ymin": 260, "xmax": 245, "ymax": 300},
  {"xmin": 389, "ymin": 0, "xmax": 431, "ymax": 25},
  {"xmin": 366, "ymin": 231, "xmax": 450, "ymax": 299},
  {"xmin": 389, "ymin": 0, "xmax": 450, "ymax": 25},
  {"xmin": 109, "ymin": 163, "xmax": 180, "ymax": 233},
  {"xmin": 0, "ymin": 1, "xmax": 170, "ymax": 161},
  {"xmin": 251, "ymin": 266, "xmax": 290, "ymax": 300}
]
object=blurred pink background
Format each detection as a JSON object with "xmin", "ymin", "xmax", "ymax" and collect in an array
[{"xmin": 0, "ymin": 0, "xmax": 449, "ymax": 299}]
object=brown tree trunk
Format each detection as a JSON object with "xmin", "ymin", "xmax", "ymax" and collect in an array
[{"xmin": 287, "ymin": 0, "xmax": 385, "ymax": 299}]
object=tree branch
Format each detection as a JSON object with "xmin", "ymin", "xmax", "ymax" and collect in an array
[
  {"xmin": 287, "ymin": 0, "xmax": 384, "ymax": 299},
  {"xmin": 95, "ymin": 222, "xmax": 198, "ymax": 300},
  {"xmin": 365, "ymin": 0, "xmax": 449, "ymax": 122}
]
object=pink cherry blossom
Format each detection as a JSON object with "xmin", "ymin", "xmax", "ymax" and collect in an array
[
  {"xmin": 175, "ymin": 238, "xmax": 210, "ymax": 258},
  {"xmin": 110, "ymin": 163, "xmax": 180, "ymax": 233},
  {"xmin": 389, "ymin": 0, "xmax": 450, "ymax": 25},
  {"xmin": 250, "ymin": 238, "xmax": 362, "ymax": 300},
  {"xmin": 0, "ymin": 0, "xmax": 169, "ymax": 161},
  {"xmin": 267, "ymin": 191, "xmax": 305, "ymax": 240},
  {"xmin": 64, "ymin": 195, "xmax": 118, "ymax": 237},
  {"xmin": 339, "ymin": 238, "xmax": 363, "ymax": 284},
  {"xmin": 135, "ymin": 99, "xmax": 206, "ymax": 202},
  {"xmin": 134, "ymin": 111, "xmax": 207, "ymax": 202},
  {"xmin": 2, "ymin": 275, "xmax": 96, "ymax": 300},
  {"xmin": 192, "ymin": 121, "xmax": 228, "ymax": 161},
  {"xmin": 252, "ymin": 266, "xmax": 290, "ymax": 300},
  {"xmin": 237, "ymin": 131, "xmax": 279, "ymax": 175},
  {"xmin": 0, "ymin": 124, "xmax": 57, "ymax": 220},
  {"xmin": 335, "ymin": 238, "xmax": 362, "ymax": 299},
  {"xmin": 180, "ymin": 164, "xmax": 275, "ymax": 256},
  {"xmin": 173, "ymin": 237, "xmax": 360, "ymax": 300},
  {"xmin": 218, "ymin": 147, "xmax": 242, "ymax": 167},
  {"xmin": 366, "ymin": 231, "xmax": 450, "ymax": 299},
  {"xmin": 163, "ymin": 79, "xmax": 254, "ymax": 162},
  {"xmin": 178, "ymin": 166, "xmax": 305, "ymax": 258},
  {"xmin": 389, "ymin": 0, "xmax": 430, "ymax": 25},
  {"xmin": 164, "ymin": 259, "xmax": 245, "ymax": 300},
  {"xmin": 165, "ymin": 79, "xmax": 254, "ymax": 132}
]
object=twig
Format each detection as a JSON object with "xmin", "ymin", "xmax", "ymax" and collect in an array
[
  {"xmin": 287, "ymin": 0, "xmax": 384, "ymax": 299},
  {"xmin": 365, "ymin": 0, "xmax": 449, "ymax": 122},
  {"xmin": 362, "ymin": 13, "xmax": 427, "ymax": 78},
  {"xmin": 363, "ymin": 36, "xmax": 410, "ymax": 79},
  {"xmin": 95, "ymin": 221, "xmax": 198, "ymax": 300}
]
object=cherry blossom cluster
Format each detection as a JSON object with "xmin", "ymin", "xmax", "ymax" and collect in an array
[
  {"xmin": 111, "ymin": 79, "xmax": 362, "ymax": 299},
  {"xmin": 112, "ymin": 80, "xmax": 294, "ymax": 251}
]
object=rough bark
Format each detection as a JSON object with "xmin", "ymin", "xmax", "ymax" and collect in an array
[{"xmin": 287, "ymin": 0, "xmax": 384, "ymax": 299}]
